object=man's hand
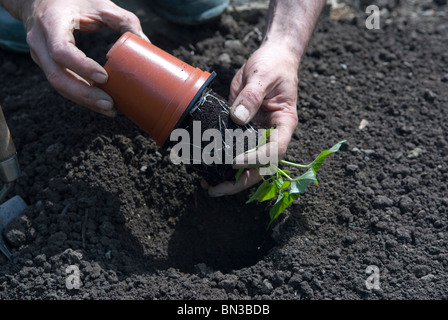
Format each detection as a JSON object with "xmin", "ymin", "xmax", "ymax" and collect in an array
[
  {"xmin": 5, "ymin": 0, "xmax": 148, "ymax": 117},
  {"xmin": 205, "ymin": 42, "xmax": 299, "ymax": 197},
  {"xmin": 205, "ymin": 0, "xmax": 326, "ymax": 197}
]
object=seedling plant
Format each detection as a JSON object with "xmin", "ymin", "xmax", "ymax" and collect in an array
[{"xmin": 236, "ymin": 129, "xmax": 346, "ymax": 228}]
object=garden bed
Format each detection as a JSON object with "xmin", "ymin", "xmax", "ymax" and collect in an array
[{"xmin": 0, "ymin": 0, "xmax": 447, "ymax": 299}]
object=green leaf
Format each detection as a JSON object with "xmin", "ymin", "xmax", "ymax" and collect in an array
[
  {"xmin": 267, "ymin": 191, "xmax": 299, "ymax": 228},
  {"xmin": 290, "ymin": 168, "xmax": 317, "ymax": 195},
  {"xmin": 258, "ymin": 177, "xmax": 290, "ymax": 202},
  {"xmin": 281, "ymin": 180, "xmax": 291, "ymax": 190},
  {"xmin": 245, "ymin": 140, "xmax": 346, "ymax": 229},
  {"xmin": 308, "ymin": 140, "xmax": 346, "ymax": 174},
  {"xmin": 267, "ymin": 169, "xmax": 316, "ymax": 228},
  {"xmin": 257, "ymin": 127, "xmax": 274, "ymax": 148},
  {"xmin": 246, "ymin": 180, "xmax": 273, "ymax": 204},
  {"xmin": 257, "ymin": 181, "xmax": 278, "ymax": 202},
  {"xmin": 275, "ymin": 177, "xmax": 284, "ymax": 191},
  {"xmin": 246, "ymin": 180, "xmax": 271, "ymax": 204},
  {"xmin": 268, "ymin": 192, "xmax": 285, "ymax": 221},
  {"xmin": 234, "ymin": 168, "xmax": 244, "ymax": 182}
]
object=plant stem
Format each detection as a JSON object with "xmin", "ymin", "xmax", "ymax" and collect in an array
[
  {"xmin": 276, "ymin": 167, "xmax": 294, "ymax": 181},
  {"xmin": 280, "ymin": 159, "xmax": 309, "ymax": 168}
]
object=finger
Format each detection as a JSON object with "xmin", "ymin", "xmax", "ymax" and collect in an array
[
  {"xmin": 63, "ymin": 69, "xmax": 117, "ymax": 117},
  {"xmin": 99, "ymin": 2, "xmax": 150, "ymax": 42},
  {"xmin": 208, "ymin": 169, "xmax": 262, "ymax": 197},
  {"xmin": 232, "ymin": 141, "xmax": 277, "ymax": 169},
  {"xmin": 230, "ymin": 80, "xmax": 265, "ymax": 126},
  {"xmin": 228, "ymin": 67, "xmax": 244, "ymax": 105},
  {"xmin": 42, "ymin": 18, "xmax": 109, "ymax": 85},
  {"xmin": 28, "ymin": 29, "xmax": 115, "ymax": 116},
  {"xmin": 232, "ymin": 115, "xmax": 296, "ymax": 169},
  {"xmin": 52, "ymin": 68, "xmax": 117, "ymax": 117},
  {"xmin": 200, "ymin": 178, "xmax": 209, "ymax": 190}
]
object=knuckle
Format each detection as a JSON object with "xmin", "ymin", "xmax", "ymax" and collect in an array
[
  {"xmin": 46, "ymin": 71, "xmax": 63, "ymax": 90},
  {"xmin": 122, "ymin": 11, "xmax": 141, "ymax": 28},
  {"xmin": 81, "ymin": 87, "xmax": 107, "ymax": 109},
  {"xmin": 82, "ymin": 89, "xmax": 98, "ymax": 105},
  {"xmin": 48, "ymin": 42, "xmax": 69, "ymax": 63},
  {"xmin": 290, "ymin": 111, "xmax": 299, "ymax": 127},
  {"xmin": 25, "ymin": 31, "xmax": 37, "ymax": 51},
  {"xmin": 242, "ymin": 87, "xmax": 263, "ymax": 107},
  {"xmin": 230, "ymin": 78, "xmax": 241, "ymax": 93},
  {"xmin": 286, "ymin": 107, "xmax": 299, "ymax": 129}
]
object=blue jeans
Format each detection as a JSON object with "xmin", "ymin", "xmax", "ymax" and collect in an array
[
  {"xmin": 0, "ymin": 6, "xmax": 28, "ymax": 53},
  {"xmin": 150, "ymin": 0, "xmax": 230, "ymax": 25}
]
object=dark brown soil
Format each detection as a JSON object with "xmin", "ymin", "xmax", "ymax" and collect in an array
[
  {"xmin": 0, "ymin": 0, "xmax": 448, "ymax": 300},
  {"xmin": 175, "ymin": 88, "xmax": 260, "ymax": 186}
]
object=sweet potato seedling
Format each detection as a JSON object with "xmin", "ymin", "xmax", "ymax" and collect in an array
[{"xmin": 236, "ymin": 131, "xmax": 346, "ymax": 228}]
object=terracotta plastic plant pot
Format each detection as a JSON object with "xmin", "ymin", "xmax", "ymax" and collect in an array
[{"xmin": 98, "ymin": 32, "xmax": 216, "ymax": 147}]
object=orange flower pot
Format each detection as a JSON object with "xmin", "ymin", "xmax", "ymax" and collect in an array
[{"xmin": 98, "ymin": 32, "xmax": 216, "ymax": 147}]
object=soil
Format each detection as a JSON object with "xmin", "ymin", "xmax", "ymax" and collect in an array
[
  {"xmin": 176, "ymin": 88, "xmax": 260, "ymax": 186},
  {"xmin": 0, "ymin": 0, "xmax": 448, "ymax": 300}
]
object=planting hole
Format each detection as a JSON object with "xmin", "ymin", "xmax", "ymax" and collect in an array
[{"xmin": 167, "ymin": 189, "xmax": 275, "ymax": 273}]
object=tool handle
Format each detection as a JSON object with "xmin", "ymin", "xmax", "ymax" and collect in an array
[{"xmin": 0, "ymin": 106, "xmax": 16, "ymax": 162}]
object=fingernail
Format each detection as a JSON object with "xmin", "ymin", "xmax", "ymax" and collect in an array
[
  {"xmin": 92, "ymin": 72, "xmax": 108, "ymax": 84},
  {"xmin": 209, "ymin": 191, "xmax": 224, "ymax": 197},
  {"xmin": 102, "ymin": 108, "xmax": 117, "ymax": 118},
  {"xmin": 141, "ymin": 31, "xmax": 151, "ymax": 42},
  {"xmin": 208, "ymin": 187, "xmax": 224, "ymax": 197},
  {"xmin": 233, "ymin": 104, "xmax": 250, "ymax": 123},
  {"xmin": 96, "ymin": 99, "xmax": 113, "ymax": 110}
]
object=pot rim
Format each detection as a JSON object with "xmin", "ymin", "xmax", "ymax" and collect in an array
[
  {"xmin": 106, "ymin": 32, "xmax": 133, "ymax": 60},
  {"xmin": 161, "ymin": 70, "xmax": 217, "ymax": 149}
]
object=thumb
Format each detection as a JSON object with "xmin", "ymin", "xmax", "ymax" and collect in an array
[
  {"xmin": 99, "ymin": 3, "xmax": 150, "ymax": 42},
  {"xmin": 230, "ymin": 81, "xmax": 265, "ymax": 126}
]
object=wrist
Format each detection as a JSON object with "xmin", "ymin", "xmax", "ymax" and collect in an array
[
  {"xmin": 259, "ymin": 35, "xmax": 302, "ymax": 71},
  {"xmin": 262, "ymin": 0, "xmax": 325, "ymax": 68}
]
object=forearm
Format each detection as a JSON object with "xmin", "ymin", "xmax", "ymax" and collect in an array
[{"xmin": 263, "ymin": 0, "xmax": 326, "ymax": 67}]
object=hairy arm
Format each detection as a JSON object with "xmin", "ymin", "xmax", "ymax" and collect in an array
[{"xmin": 262, "ymin": 0, "xmax": 326, "ymax": 64}]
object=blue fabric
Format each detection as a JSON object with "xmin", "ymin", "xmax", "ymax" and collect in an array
[
  {"xmin": 0, "ymin": 6, "xmax": 29, "ymax": 53},
  {"xmin": 0, "ymin": 0, "xmax": 231, "ymax": 53},
  {"xmin": 150, "ymin": 0, "xmax": 230, "ymax": 25}
]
